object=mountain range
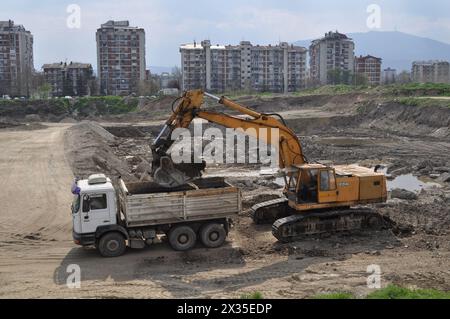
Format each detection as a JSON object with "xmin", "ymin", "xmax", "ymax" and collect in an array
[{"xmin": 294, "ymin": 31, "xmax": 450, "ymax": 72}]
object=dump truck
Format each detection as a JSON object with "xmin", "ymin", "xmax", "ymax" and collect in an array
[{"xmin": 71, "ymin": 174, "xmax": 241, "ymax": 257}]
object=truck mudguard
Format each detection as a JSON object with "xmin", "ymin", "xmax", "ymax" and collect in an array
[{"xmin": 95, "ymin": 225, "xmax": 129, "ymax": 240}]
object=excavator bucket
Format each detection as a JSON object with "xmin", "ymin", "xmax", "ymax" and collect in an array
[{"xmin": 152, "ymin": 156, "xmax": 206, "ymax": 188}]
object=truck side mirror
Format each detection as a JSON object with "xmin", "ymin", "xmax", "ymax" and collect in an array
[{"xmin": 82, "ymin": 195, "xmax": 91, "ymax": 213}]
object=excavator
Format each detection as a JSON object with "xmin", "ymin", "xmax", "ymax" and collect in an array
[{"xmin": 150, "ymin": 90, "xmax": 389, "ymax": 242}]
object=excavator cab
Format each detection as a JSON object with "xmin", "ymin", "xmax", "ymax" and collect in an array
[{"xmin": 286, "ymin": 164, "xmax": 339, "ymax": 205}]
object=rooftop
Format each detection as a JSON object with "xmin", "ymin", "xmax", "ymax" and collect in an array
[
  {"xmin": 334, "ymin": 164, "xmax": 384, "ymax": 177},
  {"xmin": 42, "ymin": 62, "xmax": 92, "ymax": 69},
  {"xmin": 356, "ymin": 55, "xmax": 382, "ymax": 62},
  {"xmin": 99, "ymin": 20, "xmax": 143, "ymax": 31},
  {"xmin": 0, "ymin": 20, "xmax": 31, "ymax": 33},
  {"xmin": 180, "ymin": 40, "xmax": 306, "ymax": 51},
  {"xmin": 77, "ymin": 178, "xmax": 114, "ymax": 193},
  {"xmin": 311, "ymin": 31, "xmax": 353, "ymax": 45},
  {"xmin": 413, "ymin": 60, "xmax": 449, "ymax": 65}
]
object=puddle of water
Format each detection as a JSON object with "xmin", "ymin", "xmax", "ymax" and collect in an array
[
  {"xmin": 206, "ymin": 165, "xmax": 442, "ymax": 193},
  {"xmin": 388, "ymin": 174, "xmax": 442, "ymax": 193},
  {"xmin": 274, "ymin": 177, "xmax": 286, "ymax": 187}
]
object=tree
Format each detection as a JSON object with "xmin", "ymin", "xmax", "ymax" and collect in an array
[
  {"xmin": 138, "ymin": 79, "xmax": 160, "ymax": 96},
  {"xmin": 88, "ymin": 77, "xmax": 100, "ymax": 96},
  {"xmin": 327, "ymin": 68, "xmax": 348, "ymax": 85},
  {"xmin": 29, "ymin": 72, "xmax": 47, "ymax": 98},
  {"xmin": 167, "ymin": 79, "xmax": 180, "ymax": 90},
  {"xmin": 342, "ymin": 70, "xmax": 352, "ymax": 85},
  {"xmin": 36, "ymin": 83, "xmax": 52, "ymax": 100},
  {"xmin": 397, "ymin": 71, "xmax": 412, "ymax": 84},
  {"xmin": 170, "ymin": 66, "xmax": 182, "ymax": 90},
  {"xmin": 354, "ymin": 73, "xmax": 368, "ymax": 86}
]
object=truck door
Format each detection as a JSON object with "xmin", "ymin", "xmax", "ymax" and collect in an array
[
  {"xmin": 318, "ymin": 169, "xmax": 338, "ymax": 203},
  {"xmin": 71, "ymin": 195, "xmax": 82, "ymax": 234},
  {"xmin": 80, "ymin": 193, "xmax": 113, "ymax": 234}
]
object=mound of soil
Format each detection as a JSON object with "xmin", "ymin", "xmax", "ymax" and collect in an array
[
  {"xmin": 64, "ymin": 122, "xmax": 137, "ymax": 182},
  {"xmin": 358, "ymin": 101, "xmax": 450, "ymax": 138}
]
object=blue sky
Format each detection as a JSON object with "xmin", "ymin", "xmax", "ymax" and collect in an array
[{"xmin": 2, "ymin": 0, "xmax": 450, "ymax": 71}]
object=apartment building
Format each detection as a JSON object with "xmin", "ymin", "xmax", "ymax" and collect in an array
[
  {"xmin": 309, "ymin": 31, "xmax": 355, "ymax": 85},
  {"xmin": 0, "ymin": 20, "xmax": 34, "ymax": 97},
  {"xmin": 96, "ymin": 20, "xmax": 146, "ymax": 96},
  {"xmin": 42, "ymin": 62, "xmax": 93, "ymax": 97},
  {"xmin": 382, "ymin": 67, "xmax": 397, "ymax": 84},
  {"xmin": 355, "ymin": 55, "xmax": 382, "ymax": 85},
  {"xmin": 180, "ymin": 40, "xmax": 307, "ymax": 93},
  {"xmin": 160, "ymin": 72, "xmax": 177, "ymax": 89},
  {"xmin": 412, "ymin": 60, "xmax": 450, "ymax": 83}
]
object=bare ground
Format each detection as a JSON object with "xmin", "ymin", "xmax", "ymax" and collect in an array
[{"xmin": 0, "ymin": 94, "xmax": 449, "ymax": 298}]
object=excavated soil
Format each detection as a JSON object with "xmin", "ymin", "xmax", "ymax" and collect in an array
[{"xmin": 0, "ymin": 93, "xmax": 449, "ymax": 298}]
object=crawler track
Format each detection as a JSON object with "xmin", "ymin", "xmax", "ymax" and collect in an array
[
  {"xmin": 272, "ymin": 208, "xmax": 389, "ymax": 243},
  {"xmin": 250, "ymin": 197, "xmax": 290, "ymax": 224}
]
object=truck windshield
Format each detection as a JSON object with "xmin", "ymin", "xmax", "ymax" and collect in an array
[{"xmin": 72, "ymin": 195, "xmax": 80, "ymax": 214}]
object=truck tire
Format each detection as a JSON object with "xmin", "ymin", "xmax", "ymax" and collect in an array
[
  {"xmin": 168, "ymin": 226, "xmax": 197, "ymax": 251},
  {"xmin": 200, "ymin": 223, "xmax": 227, "ymax": 248},
  {"xmin": 98, "ymin": 232, "xmax": 126, "ymax": 257}
]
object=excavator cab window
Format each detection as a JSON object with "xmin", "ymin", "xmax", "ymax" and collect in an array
[
  {"xmin": 297, "ymin": 168, "xmax": 319, "ymax": 203},
  {"xmin": 288, "ymin": 172, "xmax": 299, "ymax": 192},
  {"xmin": 320, "ymin": 169, "xmax": 337, "ymax": 192}
]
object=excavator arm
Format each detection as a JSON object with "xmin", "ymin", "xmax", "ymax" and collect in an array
[{"xmin": 151, "ymin": 90, "xmax": 306, "ymax": 187}]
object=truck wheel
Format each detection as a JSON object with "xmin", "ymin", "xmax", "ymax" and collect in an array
[
  {"xmin": 168, "ymin": 226, "xmax": 197, "ymax": 251},
  {"xmin": 98, "ymin": 232, "xmax": 126, "ymax": 257},
  {"xmin": 200, "ymin": 223, "xmax": 226, "ymax": 248}
]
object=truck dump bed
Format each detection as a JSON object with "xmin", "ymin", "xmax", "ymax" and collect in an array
[{"xmin": 118, "ymin": 177, "xmax": 241, "ymax": 227}]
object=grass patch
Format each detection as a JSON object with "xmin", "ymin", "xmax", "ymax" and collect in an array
[
  {"xmin": 312, "ymin": 285, "xmax": 450, "ymax": 299},
  {"xmin": 213, "ymin": 83, "xmax": 450, "ymax": 100},
  {"xmin": 240, "ymin": 291, "xmax": 264, "ymax": 299},
  {"xmin": 384, "ymin": 83, "xmax": 450, "ymax": 96},
  {"xmin": 0, "ymin": 99, "xmax": 21, "ymax": 106},
  {"xmin": 294, "ymin": 83, "xmax": 450, "ymax": 98},
  {"xmin": 396, "ymin": 97, "xmax": 450, "ymax": 108},
  {"xmin": 366, "ymin": 285, "xmax": 450, "ymax": 299},
  {"xmin": 296, "ymin": 85, "xmax": 370, "ymax": 96},
  {"xmin": 313, "ymin": 292, "xmax": 354, "ymax": 299},
  {"xmin": 72, "ymin": 96, "xmax": 139, "ymax": 115}
]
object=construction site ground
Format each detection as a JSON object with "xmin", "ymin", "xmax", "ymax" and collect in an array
[{"xmin": 0, "ymin": 92, "xmax": 449, "ymax": 298}]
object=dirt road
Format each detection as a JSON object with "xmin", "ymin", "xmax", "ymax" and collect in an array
[{"xmin": 0, "ymin": 124, "xmax": 73, "ymax": 242}]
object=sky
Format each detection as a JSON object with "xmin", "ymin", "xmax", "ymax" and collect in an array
[{"xmin": 2, "ymin": 0, "xmax": 450, "ymax": 72}]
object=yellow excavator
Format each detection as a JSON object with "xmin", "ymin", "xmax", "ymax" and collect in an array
[{"xmin": 151, "ymin": 90, "xmax": 389, "ymax": 242}]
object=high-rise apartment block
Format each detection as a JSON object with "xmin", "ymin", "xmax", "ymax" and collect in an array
[
  {"xmin": 382, "ymin": 67, "xmax": 397, "ymax": 84},
  {"xmin": 309, "ymin": 31, "xmax": 355, "ymax": 85},
  {"xmin": 96, "ymin": 20, "xmax": 146, "ymax": 96},
  {"xmin": 355, "ymin": 55, "xmax": 382, "ymax": 85},
  {"xmin": 180, "ymin": 40, "xmax": 307, "ymax": 93},
  {"xmin": 412, "ymin": 60, "xmax": 450, "ymax": 83},
  {"xmin": 42, "ymin": 62, "xmax": 93, "ymax": 97},
  {"xmin": 0, "ymin": 20, "xmax": 34, "ymax": 97}
]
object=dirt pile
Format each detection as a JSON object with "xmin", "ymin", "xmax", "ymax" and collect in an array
[
  {"xmin": 358, "ymin": 101, "xmax": 450, "ymax": 138},
  {"xmin": 137, "ymin": 96, "xmax": 180, "ymax": 112},
  {"xmin": 0, "ymin": 100, "xmax": 69, "ymax": 122},
  {"xmin": 64, "ymin": 122, "xmax": 138, "ymax": 182},
  {"xmin": 0, "ymin": 97, "xmax": 140, "ymax": 123},
  {"xmin": 231, "ymin": 93, "xmax": 365, "ymax": 114},
  {"xmin": 378, "ymin": 188, "xmax": 450, "ymax": 236},
  {"xmin": 0, "ymin": 117, "xmax": 21, "ymax": 129}
]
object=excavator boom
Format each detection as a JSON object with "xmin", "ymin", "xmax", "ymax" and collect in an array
[{"xmin": 151, "ymin": 90, "xmax": 305, "ymax": 187}]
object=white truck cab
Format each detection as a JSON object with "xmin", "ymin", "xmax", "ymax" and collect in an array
[{"xmin": 71, "ymin": 174, "xmax": 126, "ymax": 254}]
